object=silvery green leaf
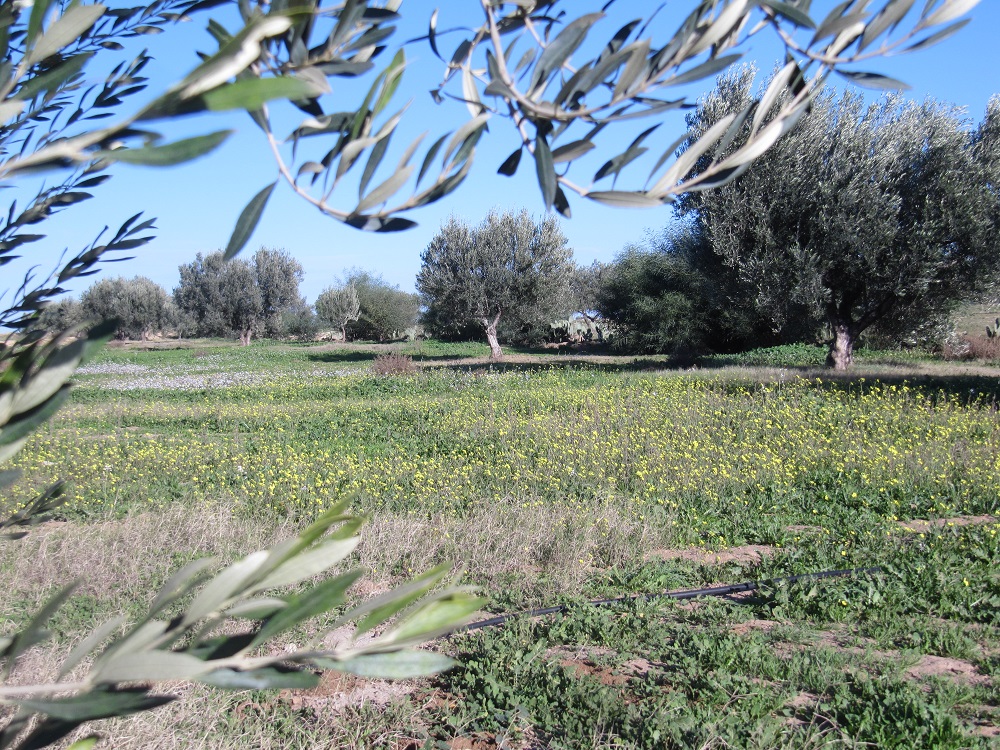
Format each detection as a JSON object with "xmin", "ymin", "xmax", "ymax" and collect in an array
[
  {"xmin": 717, "ymin": 104, "xmax": 807, "ymax": 170},
  {"xmin": 17, "ymin": 689, "xmax": 175, "ymax": 722},
  {"xmin": 177, "ymin": 16, "xmax": 294, "ymax": 99},
  {"xmin": 198, "ymin": 667, "xmax": 319, "ymax": 690},
  {"xmin": 224, "ymin": 182, "xmax": 276, "ymax": 261},
  {"xmin": 759, "ymin": 0, "xmax": 817, "ymax": 29},
  {"xmin": 378, "ymin": 591, "xmax": 483, "ymax": 645},
  {"xmin": 837, "ymin": 70, "xmax": 911, "ymax": 90},
  {"xmin": 57, "ymin": 616, "xmax": 126, "ymax": 679},
  {"xmin": 585, "ymin": 190, "xmax": 663, "ymax": 208},
  {"xmin": 751, "ymin": 61, "xmax": 796, "ymax": 134},
  {"xmin": 440, "ymin": 114, "xmax": 490, "ymax": 167},
  {"xmin": 203, "ymin": 77, "xmax": 324, "ymax": 112},
  {"xmin": 99, "ymin": 620, "xmax": 168, "ymax": 661},
  {"xmin": 96, "ymin": 651, "xmax": 214, "ymax": 683},
  {"xmin": 95, "ymin": 131, "xmax": 232, "ymax": 167},
  {"xmin": 551, "ymin": 139, "xmax": 595, "ymax": 164},
  {"xmin": 27, "ymin": 4, "xmax": 106, "ymax": 66},
  {"xmin": 534, "ymin": 134, "xmax": 556, "ymax": 211},
  {"xmin": 356, "ymin": 165, "xmax": 414, "ymax": 213},
  {"xmin": 329, "ymin": 650, "xmax": 455, "ymax": 679},
  {"xmin": 0, "ymin": 100, "xmax": 24, "ymax": 125},
  {"xmin": 224, "ymin": 598, "xmax": 287, "ymax": 619},
  {"xmin": 10, "ymin": 338, "xmax": 85, "ymax": 414},
  {"xmin": 529, "ymin": 12, "xmax": 604, "ymax": 95},
  {"xmin": 150, "ymin": 558, "xmax": 218, "ymax": 612},
  {"xmin": 651, "ymin": 112, "xmax": 737, "ymax": 195},
  {"xmin": 666, "ymin": 53, "xmax": 742, "ymax": 88},
  {"xmin": 183, "ymin": 550, "xmax": 270, "ymax": 625},
  {"xmin": 252, "ymin": 538, "xmax": 359, "ymax": 590},
  {"xmin": 0, "ymin": 387, "xmax": 69, "ymax": 448},
  {"xmin": 904, "ymin": 18, "xmax": 970, "ymax": 51},
  {"xmin": 921, "ymin": 0, "xmax": 980, "ymax": 28},
  {"xmin": 349, "ymin": 563, "xmax": 452, "ymax": 637},
  {"xmin": 251, "ymin": 570, "xmax": 363, "ymax": 648}
]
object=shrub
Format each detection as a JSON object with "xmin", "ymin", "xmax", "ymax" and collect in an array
[{"xmin": 372, "ymin": 352, "xmax": 417, "ymax": 377}]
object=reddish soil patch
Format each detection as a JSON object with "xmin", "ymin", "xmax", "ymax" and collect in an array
[
  {"xmin": 547, "ymin": 646, "xmax": 654, "ymax": 686},
  {"xmin": 971, "ymin": 718, "xmax": 1000, "ymax": 738},
  {"xmin": 645, "ymin": 544, "xmax": 776, "ymax": 566},
  {"xmin": 279, "ymin": 670, "xmax": 417, "ymax": 713},
  {"xmin": 905, "ymin": 655, "xmax": 991, "ymax": 686},
  {"xmin": 786, "ymin": 691, "xmax": 820, "ymax": 709},
  {"xmin": 730, "ymin": 619, "xmax": 780, "ymax": 636},
  {"xmin": 446, "ymin": 737, "xmax": 498, "ymax": 750},
  {"xmin": 897, "ymin": 515, "xmax": 997, "ymax": 532}
]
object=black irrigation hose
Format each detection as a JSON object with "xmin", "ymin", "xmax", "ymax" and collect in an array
[{"xmin": 450, "ymin": 566, "xmax": 884, "ymax": 635}]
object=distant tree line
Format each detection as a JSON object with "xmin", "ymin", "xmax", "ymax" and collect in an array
[
  {"xmin": 39, "ymin": 247, "xmax": 424, "ymax": 346},
  {"xmin": 38, "ymin": 85, "xmax": 1000, "ymax": 367}
]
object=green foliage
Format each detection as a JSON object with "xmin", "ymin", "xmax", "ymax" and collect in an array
[
  {"xmin": 417, "ymin": 209, "xmax": 574, "ymax": 358},
  {"xmin": 80, "ymin": 277, "xmax": 171, "ymax": 341},
  {"xmin": 596, "ymin": 222, "xmax": 782, "ymax": 356},
  {"xmin": 173, "ymin": 248, "xmax": 303, "ymax": 344},
  {"xmin": 314, "ymin": 284, "xmax": 361, "ymax": 341},
  {"xmin": 681, "ymin": 70, "xmax": 1000, "ymax": 369},
  {"xmin": 0, "ymin": 499, "xmax": 482, "ymax": 749},
  {"xmin": 598, "ymin": 244, "xmax": 712, "ymax": 356},
  {"xmin": 340, "ymin": 270, "xmax": 419, "ymax": 343}
]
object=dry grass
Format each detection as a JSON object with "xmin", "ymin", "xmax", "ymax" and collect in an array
[
  {"xmin": 370, "ymin": 352, "xmax": 417, "ymax": 376},
  {"xmin": 0, "ymin": 500, "xmax": 668, "ymax": 748}
]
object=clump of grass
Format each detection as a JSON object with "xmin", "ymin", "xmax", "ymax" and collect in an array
[
  {"xmin": 964, "ymin": 335, "xmax": 1000, "ymax": 362},
  {"xmin": 371, "ymin": 351, "xmax": 416, "ymax": 376}
]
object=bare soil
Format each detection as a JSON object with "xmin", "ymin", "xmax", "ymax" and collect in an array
[{"xmin": 646, "ymin": 544, "xmax": 777, "ymax": 566}]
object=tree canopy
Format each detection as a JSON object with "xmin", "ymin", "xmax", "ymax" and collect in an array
[
  {"xmin": 680, "ymin": 71, "xmax": 1000, "ymax": 368},
  {"xmin": 597, "ymin": 224, "xmax": 780, "ymax": 356},
  {"xmin": 417, "ymin": 209, "xmax": 574, "ymax": 359},
  {"xmin": 315, "ymin": 283, "xmax": 361, "ymax": 341},
  {"xmin": 174, "ymin": 247, "xmax": 303, "ymax": 344},
  {"xmin": 80, "ymin": 276, "xmax": 172, "ymax": 341},
  {"xmin": 341, "ymin": 270, "xmax": 419, "ymax": 342}
]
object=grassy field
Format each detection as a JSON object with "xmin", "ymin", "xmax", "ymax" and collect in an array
[{"xmin": 2, "ymin": 340, "xmax": 1000, "ymax": 748}]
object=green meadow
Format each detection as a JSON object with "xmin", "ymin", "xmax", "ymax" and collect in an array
[{"xmin": 3, "ymin": 340, "xmax": 999, "ymax": 748}]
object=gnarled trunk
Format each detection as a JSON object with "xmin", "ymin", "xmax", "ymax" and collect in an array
[
  {"xmin": 481, "ymin": 312, "xmax": 503, "ymax": 361},
  {"xmin": 826, "ymin": 322, "xmax": 854, "ymax": 370},
  {"xmin": 239, "ymin": 328, "xmax": 253, "ymax": 346}
]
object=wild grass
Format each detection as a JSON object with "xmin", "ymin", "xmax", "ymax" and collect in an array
[{"xmin": 2, "ymin": 341, "xmax": 999, "ymax": 748}]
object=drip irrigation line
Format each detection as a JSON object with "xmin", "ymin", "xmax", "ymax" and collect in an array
[{"xmin": 450, "ymin": 566, "xmax": 884, "ymax": 636}]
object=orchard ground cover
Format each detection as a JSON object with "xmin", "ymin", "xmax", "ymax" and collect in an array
[{"xmin": 1, "ymin": 340, "xmax": 999, "ymax": 748}]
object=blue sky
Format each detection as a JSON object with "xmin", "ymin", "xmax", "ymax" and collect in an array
[{"xmin": 10, "ymin": 1, "xmax": 1000, "ymax": 304}]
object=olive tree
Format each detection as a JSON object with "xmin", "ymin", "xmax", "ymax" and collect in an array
[
  {"xmin": 568, "ymin": 261, "xmax": 609, "ymax": 340},
  {"xmin": 174, "ymin": 247, "xmax": 303, "ymax": 344},
  {"xmin": 0, "ymin": 0, "xmax": 983, "ymax": 744},
  {"xmin": 315, "ymin": 283, "xmax": 361, "ymax": 341},
  {"xmin": 680, "ymin": 71, "xmax": 999, "ymax": 369},
  {"xmin": 417, "ymin": 210, "xmax": 574, "ymax": 359},
  {"xmin": 342, "ymin": 270, "xmax": 420, "ymax": 341},
  {"xmin": 79, "ymin": 276, "xmax": 171, "ymax": 340}
]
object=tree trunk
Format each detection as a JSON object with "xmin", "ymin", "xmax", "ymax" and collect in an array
[
  {"xmin": 340, "ymin": 325, "xmax": 347, "ymax": 342},
  {"xmin": 239, "ymin": 329, "xmax": 252, "ymax": 346},
  {"xmin": 482, "ymin": 312, "xmax": 503, "ymax": 361},
  {"xmin": 826, "ymin": 322, "xmax": 854, "ymax": 370}
]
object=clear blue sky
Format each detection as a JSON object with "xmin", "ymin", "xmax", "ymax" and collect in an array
[{"xmin": 10, "ymin": 1, "xmax": 1000, "ymax": 304}]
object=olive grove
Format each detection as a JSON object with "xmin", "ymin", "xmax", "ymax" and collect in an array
[{"xmin": 0, "ymin": 0, "xmax": 984, "ymax": 744}]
